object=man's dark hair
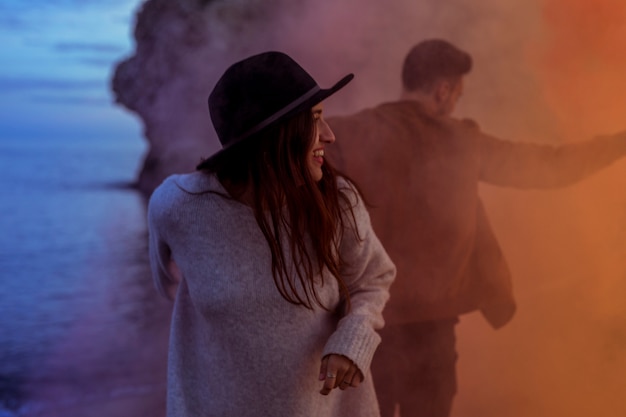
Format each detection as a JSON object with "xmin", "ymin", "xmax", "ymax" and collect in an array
[{"xmin": 402, "ymin": 39, "xmax": 472, "ymax": 93}]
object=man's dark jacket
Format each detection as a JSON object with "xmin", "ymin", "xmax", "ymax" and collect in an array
[{"xmin": 328, "ymin": 100, "xmax": 626, "ymax": 328}]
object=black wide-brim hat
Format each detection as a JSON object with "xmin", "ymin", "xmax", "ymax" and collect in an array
[{"xmin": 196, "ymin": 51, "xmax": 354, "ymax": 170}]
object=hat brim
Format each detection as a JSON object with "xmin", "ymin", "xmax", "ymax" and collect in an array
[{"xmin": 196, "ymin": 73, "xmax": 354, "ymax": 170}]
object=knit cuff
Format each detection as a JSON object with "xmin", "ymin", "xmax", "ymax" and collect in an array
[{"xmin": 321, "ymin": 315, "xmax": 382, "ymax": 379}]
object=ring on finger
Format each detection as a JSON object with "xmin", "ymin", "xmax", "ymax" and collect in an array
[{"xmin": 326, "ymin": 373, "xmax": 336, "ymax": 379}]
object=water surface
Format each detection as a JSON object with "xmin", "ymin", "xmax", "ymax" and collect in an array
[{"xmin": 0, "ymin": 137, "xmax": 171, "ymax": 417}]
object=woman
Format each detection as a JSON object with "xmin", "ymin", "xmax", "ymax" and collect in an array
[{"xmin": 148, "ymin": 51, "xmax": 395, "ymax": 417}]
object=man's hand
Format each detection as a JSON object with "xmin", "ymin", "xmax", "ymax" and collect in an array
[{"xmin": 318, "ymin": 354, "xmax": 364, "ymax": 395}]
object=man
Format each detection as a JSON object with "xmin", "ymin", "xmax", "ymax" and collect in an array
[{"xmin": 326, "ymin": 39, "xmax": 626, "ymax": 417}]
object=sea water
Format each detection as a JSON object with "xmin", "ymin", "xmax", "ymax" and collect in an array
[{"xmin": 0, "ymin": 137, "xmax": 171, "ymax": 417}]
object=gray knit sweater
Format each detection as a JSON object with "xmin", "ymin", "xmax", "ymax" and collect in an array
[{"xmin": 148, "ymin": 172, "xmax": 396, "ymax": 417}]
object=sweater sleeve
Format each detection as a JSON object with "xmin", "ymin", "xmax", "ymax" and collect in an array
[
  {"xmin": 147, "ymin": 177, "xmax": 179, "ymax": 300},
  {"xmin": 478, "ymin": 129, "xmax": 626, "ymax": 188},
  {"xmin": 321, "ymin": 178, "xmax": 396, "ymax": 376}
]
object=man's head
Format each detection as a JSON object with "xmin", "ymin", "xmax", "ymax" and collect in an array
[{"xmin": 401, "ymin": 39, "xmax": 472, "ymax": 116}]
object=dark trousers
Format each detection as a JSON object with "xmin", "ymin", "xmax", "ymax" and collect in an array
[{"xmin": 372, "ymin": 319, "xmax": 459, "ymax": 417}]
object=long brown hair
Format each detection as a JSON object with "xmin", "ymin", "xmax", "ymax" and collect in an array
[{"xmin": 200, "ymin": 109, "xmax": 359, "ymax": 310}]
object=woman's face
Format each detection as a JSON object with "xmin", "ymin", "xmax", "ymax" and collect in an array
[{"xmin": 307, "ymin": 102, "xmax": 335, "ymax": 182}]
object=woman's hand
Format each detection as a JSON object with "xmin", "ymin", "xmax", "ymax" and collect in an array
[{"xmin": 318, "ymin": 354, "xmax": 364, "ymax": 395}]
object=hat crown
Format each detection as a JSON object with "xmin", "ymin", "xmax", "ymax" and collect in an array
[{"xmin": 209, "ymin": 51, "xmax": 318, "ymax": 146}]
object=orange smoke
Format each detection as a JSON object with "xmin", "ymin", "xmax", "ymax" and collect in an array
[
  {"xmin": 456, "ymin": 3, "xmax": 626, "ymax": 417},
  {"xmin": 534, "ymin": 0, "xmax": 626, "ymax": 139}
]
